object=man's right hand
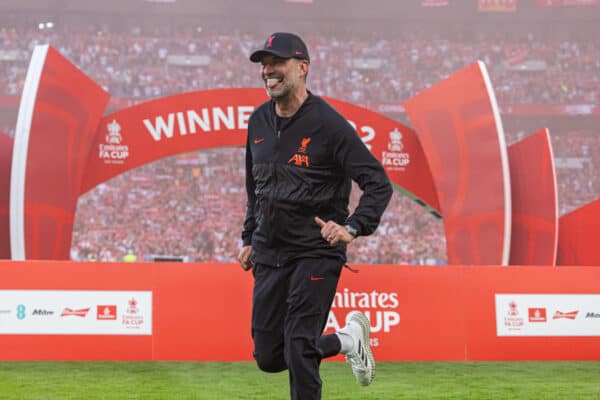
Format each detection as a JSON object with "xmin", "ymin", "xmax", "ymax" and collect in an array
[{"xmin": 238, "ymin": 245, "xmax": 254, "ymax": 271}]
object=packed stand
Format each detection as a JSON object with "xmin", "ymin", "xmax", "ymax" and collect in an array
[
  {"xmin": 1, "ymin": 26, "xmax": 599, "ymax": 106},
  {"xmin": 549, "ymin": 129, "xmax": 600, "ymax": 215},
  {"xmin": 3, "ymin": 23, "xmax": 599, "ymax": 264},
  {"xmin": 71, "ymin": 148, "xmax": 447, "ymax": 264}
]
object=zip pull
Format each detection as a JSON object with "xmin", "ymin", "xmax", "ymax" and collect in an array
[{"xmin": 277, "ymin": 130, "xmax": 281, "ymax": 139}]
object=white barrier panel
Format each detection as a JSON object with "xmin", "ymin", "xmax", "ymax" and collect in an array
[
  {"xmin": 0, "ymin": 290, "xmax": 152, "ymax": 335},
  {"xmin": 496, "ymin": 294, "xmax": 600, "ymax": 336}
]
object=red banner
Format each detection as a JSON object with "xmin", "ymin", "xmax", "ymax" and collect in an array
[
  {"xmin": 81, "ymin": 88, "xmax": 440, "ymax": 211},
  {"xmin": 504, "ymin": 45, "xmax": 529, "ymax": 66},
  {"xmin": 478, "ymin": 0, "xmax": 517, "ymax": 12},
  {"xmin": 10, "ymin": 45, "xmax": 110, "ymax": 260},
  {"xmin": 1, "ymin": 261, "xmax": 599, "ymax": 361},
  {"xmin": 508, "ymin": 129, "xmax": 558, "ymax": 265},
  {"xmin": 404, "ymin": 61, "xmax": 511, "ymax": 265},
  {"xmin": 0, "ymin": 131, "xmax": 11, "ymax": 259}
]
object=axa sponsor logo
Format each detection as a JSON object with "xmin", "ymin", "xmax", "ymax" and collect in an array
[
  {"xmin": 97, "ymin": 305, "xmax": 117, "ymax": 320},
  {"xmin": 60, "ymin": 307, "xmax": 90, "ymax": 318},
  {"xmin": 552, "ymin": 310, "xmax": 579, "ymax": 320},
  {"xmin": 99, "ymin": 119, "xmax": 129, "ymax": 164},
  {"xmin": 288, "ymin": 137, "xmax": 312, "ymax": 167},
  {"xmin": 528, "ymin": 307, "xmax": 547, "ymax": 323}
]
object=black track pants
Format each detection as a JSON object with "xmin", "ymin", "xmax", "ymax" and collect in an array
[{"xmin": 251, "ymin": 257, "xmax": 343, "ymax": 400}]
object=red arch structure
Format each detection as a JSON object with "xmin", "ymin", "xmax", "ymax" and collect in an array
[
  {"xmin": 8, "ymin": 46, "xmax": 568, "ymax": 266},
  {"xmin": 9, "ymin": 46, "xmax": 440, "ymax": 261},
  {"xmin": 404, "ymin": 61, "xmax": 513, "ymax": 265}
]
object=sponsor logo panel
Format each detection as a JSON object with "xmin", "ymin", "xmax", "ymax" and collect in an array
[
  {"xmin": 496, "ymin": 294, "xmax": 600, "ymax": 336},
  {"xmin": 0, "ymin": 290, "xmax": 151, "ymax": 335}
]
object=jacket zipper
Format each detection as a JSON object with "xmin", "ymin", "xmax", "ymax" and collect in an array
[{"xmin": 273, "ymin": 109, "xmax": 282, "ymax": 267}]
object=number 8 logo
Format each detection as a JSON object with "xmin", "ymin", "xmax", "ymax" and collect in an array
[{"xmin": 17, "ymin": 304, "xmax": 26, "ymax": 320}]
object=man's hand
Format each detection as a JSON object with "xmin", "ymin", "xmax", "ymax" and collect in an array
[
  {"xmin": 315, "ymin": 217, "xmax": 355, "ymax": 246},
  {"xmin": 238, "ymin": 245, "xmax": 254, "ymax": 271}
]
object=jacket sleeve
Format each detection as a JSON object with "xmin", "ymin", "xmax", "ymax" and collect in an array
[
  {"xmin": 330, "ymin": 116, "xmax": 393, "ymax": 237},
  {"xmin": 241, "ymin": 127, "xmax": 256, "ymax": 246}
]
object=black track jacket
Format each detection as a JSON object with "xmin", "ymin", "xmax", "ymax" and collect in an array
[{"xmin": 242, "ymin": 92, "xmax": 392, "ymax": 267}]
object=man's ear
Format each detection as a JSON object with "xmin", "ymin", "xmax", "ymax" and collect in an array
[{"xmin": 298, "ymin": 60, "xmax": 309, "ymax": 80}]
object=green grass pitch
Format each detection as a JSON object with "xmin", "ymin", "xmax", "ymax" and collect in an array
[{"xmin": 0, "ymin": 361, "xmax": 599, "ymax": 399}]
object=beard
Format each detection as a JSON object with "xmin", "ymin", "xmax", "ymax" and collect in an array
[{"xmin": 264, "ymin": 76, "xmax": 294, "ymax": 100}]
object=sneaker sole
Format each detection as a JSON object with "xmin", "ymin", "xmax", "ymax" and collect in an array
[{"xmin": 351, "ymin": 311, "xmax": 376, "ymax": 385}]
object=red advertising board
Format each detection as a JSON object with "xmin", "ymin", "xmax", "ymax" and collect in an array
[{"xmin": 1, "ymin": 261, "xmax": 599, "ymax": 361}]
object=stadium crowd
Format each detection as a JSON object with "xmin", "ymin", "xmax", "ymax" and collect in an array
[
  {"xmin": 72, "ymin": 148, "xmax": 447, "ymax": 264},
  {"xmin": 71, "ymin": 126, "xmax": 599, "ymax": 264},
  {"xmin": 1, "ymin": 22, "xmax": 598, "ymax": 263},
  {"xmin": 1, "ymin": 26, "xmax": 600, "ymax": 105}
]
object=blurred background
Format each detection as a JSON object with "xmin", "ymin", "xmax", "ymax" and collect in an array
[{"xmin": 1, "ymin": 0, "xmax": 598, "ymax": 264}]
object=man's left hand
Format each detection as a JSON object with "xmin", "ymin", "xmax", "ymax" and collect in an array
[{"xmin": 315, "ymin": 216, "xmax": 355, "ymax": 246}]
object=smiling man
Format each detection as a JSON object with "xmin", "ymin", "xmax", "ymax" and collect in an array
[{"xmin": 238, "ymin": 32, "xmax": 392, "ymax": 400}]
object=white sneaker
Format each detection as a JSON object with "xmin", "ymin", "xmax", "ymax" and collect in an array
[{"xmin": 338, "ymin": 311, "xmax": 375, "ymax": 386}]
